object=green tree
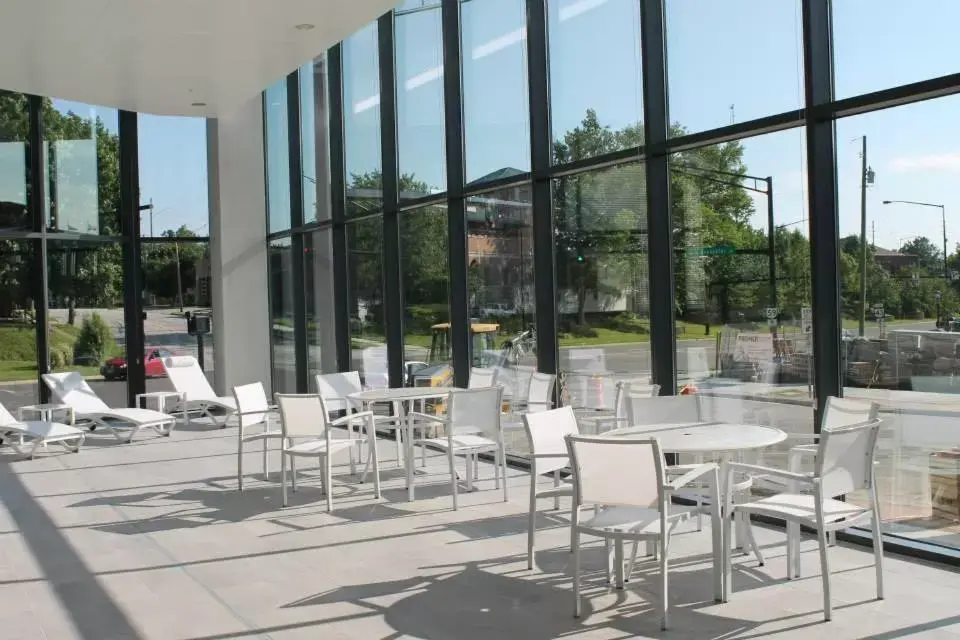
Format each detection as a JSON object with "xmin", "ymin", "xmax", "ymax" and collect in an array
[{"xmin": 900, "ymin": 236, "xmax": 942, "ymax": 275}]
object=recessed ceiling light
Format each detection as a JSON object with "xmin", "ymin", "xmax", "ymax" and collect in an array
[
  {"xmin": 191, "ymin": 102, "xmax": 207, "ymax": 107},
  {"xmin": 294, "ymin": 23, "xmax": 315, "ymax": 31}
]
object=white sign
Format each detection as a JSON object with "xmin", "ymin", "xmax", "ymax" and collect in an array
[
  {"xmin": 765, "ymin": 307, "xmax": 779, "ymax": 320},
  {"xmin": 873, "ymin": 306, "xmax": 885, "ymax": 319},
  {"xmin": 801, "ymin": 307, "xmax": 813, "ymax": 333},
  {"xmin": 733, "ymin": 332, "xmax": 774, "ymax": 363}
]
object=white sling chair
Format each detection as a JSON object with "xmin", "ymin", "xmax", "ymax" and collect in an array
[
  {"xmin": 42, "ymin": 372, "xmax": 177, "ymax": 442},
  {"xmin": 162, "ymin": 356, "xmax": 237, "ymax": 427},
  {"xmin": 0, "ymin": 401, "xmax": 85, "ymax": 459}
]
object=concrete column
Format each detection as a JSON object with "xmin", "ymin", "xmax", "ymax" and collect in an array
[{"xmin": 207, "ymin": 96, "xmax": 272, "ymax": 395}]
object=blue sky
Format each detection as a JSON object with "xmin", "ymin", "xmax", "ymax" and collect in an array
[{"xmin": 52, "ymin": 0, "xmax": 960, "ymax": 252}]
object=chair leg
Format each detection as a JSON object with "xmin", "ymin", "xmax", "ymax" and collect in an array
[
  {"xmin": 349, "ymin": 434, "xmax": 357, "ymax": 477},
  {"xmin": 573, "ymin": 529, "xmax": 582, "ymax": 618},
  {"xmin": 614, "ymin": 538, "xmax": 625, "ymax": 590},
  {"xmin": 262, "ymin": 437, "xmax": 269, "ymax": 480},
  {"xmin": 553, "ymin": 471, "xmax": 561, "ymax": 510},
  {"xmin": 281, "ymin": 452, "xmax": 288, "ymax": 507},
  {"xmin": 661, "ymin": 534, "xmax": 670, "ymax": 631},
  {"xmin": 448, "ymin": 446, "xmax": 458, "ymax": 511},
  {"xmin": 291, "ymin": 455, "xmax": 297, "ymax": 492},
  {"xmin": 325, "ymin": 456, "xmax": 334, "ymax": 512},
  {"xmin": 238, "ymin": 439, "xmax": 244, "ymax": 492},
  {"xmin": 527, "ymin": 474, "xmax": 537, "ymax": 570},
  {"xmin": 816, "ymin": 526, "xmax": 832, "ymax": 622},
  {"xmin": 493, "ymin": 452, "xmax": 501, "ymax": 490},
  {"xmin": 605, "ymin": 538, "xmax": 613, "ymax": 584},
  {"xmin": 871, "ymin": 502, "xmax": 885, "ymax": 600},
  {"xmin": 743, "ymin": 515, "xmax": 765, "ymax": 566},
  {"xmin": 501, "ymin": 447, "xmax": 508, "ymax": 503},
  {"xmin": 371, "ymin": 432, "xmax": 382, "ymax": 500},
  {"xmin": 723, "ymin": 508, "xmax": 734, "ymax": 602}
]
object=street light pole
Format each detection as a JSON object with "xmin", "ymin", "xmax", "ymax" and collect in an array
[{"xmin": 859, "ymin": 135, "xmax": 868, "ymax": 338}]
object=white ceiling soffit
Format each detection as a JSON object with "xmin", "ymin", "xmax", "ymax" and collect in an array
[{"xmin": 0, "ymin": 0, "xmax": 397, "ymax": 117}]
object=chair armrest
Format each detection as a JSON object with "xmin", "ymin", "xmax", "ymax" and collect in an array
[
  {"xmin": 727, "ymin": 461, "xmax": 813, "ymax": 485},
  {"xmin": 501, "ymin": 422, "xmax": 525, "ymax": 431},
  {"xmin": 666, "ymin": 463, "xmax": 718, "ymax": 491},
  {"xmin": 408, "ymin": 412, "xmax": 448, "ymax": 425},
  {"xmin": 330, "ymin": 411, "xmax": 376, "ymax": 427}
]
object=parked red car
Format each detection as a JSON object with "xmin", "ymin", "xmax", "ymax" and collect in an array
[{"xmin": 101, "ymin": 347, "xmax": 177, "ymax": 381}]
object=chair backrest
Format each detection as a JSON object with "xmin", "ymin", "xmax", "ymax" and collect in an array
[
  {"xmin": 624, "ymin": 394, "xmax": 702, "ymax": 427},
  {"xmin": 523, "ymin": 406, "xmax": 579, "ymax": 475},
  {"xmin": 448, "ymin": 386, "xmax": 502, "ymax": 439},
  {"xmin": 614, "ymin": 380, "xmax": 660, "ymax": 421},
  {"xmin": 821, "ymin": 396, "xmax": 878, "ymax": 431},
  {"xmin": 276, "ymin": 394, "xmax": 330, "ymax": 439},
  {"xmin": 316, "ymin": 371, "xmax": 363, "ymax": 413},
  {"xmin": 0, "ymin": 401, "xmax": 19, "ymax": 427},
  {"xmin": 566, "ymin": 434, "xmax": 665, "ymax": 510},
  {"xmin": 816, "ymin": 418, "xmax": 883, "ymax": 499},
  {"xmin": 232, "ymin": 382, "xmax": 270, "ymax": 431},
  {"xmin": 526, "ymin": 372, "xmax": 556, "ymax": 409},
  {"xmin": 361, "ymin": 346, "xmax": 389, "ymax": 389},
  {"xmin": 162, "ymin": 356, "xmax": 217, "ymax": 400},
  {"xmin": 42, "ymin": 372, "xmax": 110, "ymax": 413},
  {"xmin": 564, "ymin": 371, "xmax": 616, "ymax": 411},
  {"xmin": 468, "ymin": 367, "xmax": 498, "ymax": 389}
]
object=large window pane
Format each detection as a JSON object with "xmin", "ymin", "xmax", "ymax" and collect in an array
[
  {"xmin": 46, "ymin": 100, "xmax": 120, "ymax": 236},
  {"xmin": 268, "ymin": 238, "xmax": 296, "ymax": 392},
  {"xmin": 669, "ymin": 128, "xmax": 814, "ymax": 460},
  {"xmin": 462, "ymin": 0, "xmax": 531, "ymax": 185},
  {"xmin": 305, "ymin": 229, "xmax": 338, "ymax": 379},
  {"xmin": 301, "ymin": 56, "xmax": 333, "ymax": 224},
  {"xmin": 401, "ymin": 205, "xmax": 449, "ymax": 386},
  {"xmin": 47, "ymin": 239, "xmax": 127, "ymax": 402},
  {"xmin": 344, "ymin": 23, "xmax": 383, "ymax": 216},
  {"xmin": 836, "ymin": 96, "xmax": 960, "ymax": 550},
  {"xmin": 554, "ymin": 162, "xmax": 652, "ymax": 415},
  {"xmin": 0, "ymin": 91, "xmax": 29, "ymax": 231},
  {"xmin": 834, "ymin": 1, "xmax": 960, "ymax": 99},
  {"xmin": 138, "ymin": 114, "xmax": 209, "ymax": 238},
  {"xmin": 665, "ymin": 0, "xmax": 803, "ymax": 135},
  {"xmin": 467, "ymin": 184, "xmax": 534, "ymax": 447},
  {"xmin": 548, "ymin": 0, "xmax": 643, "ymax": 164},
  {"xmin": 396, "ymin": 5, "xmax": 446, "ymax": 198},
  {"xmin": 347, "ymin": 217, "xmax": 386, "ymax": 387},
  {"xmin": 264, "ymin": 80, "xmax": 291, "ymax": 233},
  {"xmin": 0, "ymin": 240, "xmax": 39, "ymax": 411}
]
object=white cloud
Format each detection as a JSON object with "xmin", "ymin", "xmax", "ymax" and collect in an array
[{"xmin": 890, "ymin": 153, "xmax": 960, "ymax": 173}]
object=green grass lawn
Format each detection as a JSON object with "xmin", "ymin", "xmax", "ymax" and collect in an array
[
  {"xmin": 0, "ymin": 360, "xmax": 101, "ymax": 383},
  {"xmin": 840, "ymin": 316, "xmax": 931, "ymax": 329},
  {"xmin": 0, "ymin": 322, "xmax": 110, "ymax": 383}
]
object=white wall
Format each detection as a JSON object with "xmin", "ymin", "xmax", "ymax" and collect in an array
[{"xmin": 207, "ymin": 96, "xmax": 272, "ymax": 395}]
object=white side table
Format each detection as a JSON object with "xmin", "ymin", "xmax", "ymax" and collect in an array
[
  {"xmin": 18, "ymin": 403, "xmax": 75, "ymax": 425},
  {"xmin": 136, "ymin": 391, "xmax": 188, "ymax": 424}
]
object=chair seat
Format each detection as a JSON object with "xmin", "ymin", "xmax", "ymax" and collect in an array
[
  {"xmin": 1, "ymin": 420, "xmax": 83, "ymax": 441},
  {"xmin": 286, "ymin": 439, "xmax": 358, "ymax": 457},
  {"xmin": 579, "ymin": 506, "xmax": 688, "ymax": 536},
  {"xmin": 103, "ymin": 408, "xmax": 176, "ymax": 425},
  {"xmin": 736, "ymin": 493, "xmax": 869, "ymax": 526},
  {"xmin": 418, "ymin": 434, "xmax": 497, "ymax": 453}
]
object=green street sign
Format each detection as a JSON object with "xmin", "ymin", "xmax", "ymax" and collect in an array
[{"xmin": 686, "ymin": 245, "xmax": 736, "ymax": 256}]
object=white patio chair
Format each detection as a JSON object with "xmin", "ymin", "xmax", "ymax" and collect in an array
[
  {"xmin": 468, "ymin": 367, "xmax": 498, "ymax": 389},
  {"xmin": 361, "ymin": 345, "xmax": 390, "ymax": 389},
  {"xmin": 0, "ymin": 401, "xmax": 85, "ymax": 459},
  {"xmin": 519, "ymin": 371, "xmax": 556, "ymax": 414},
  {"xmin": 578, "ymin": 379, "xmax": 659, "ymax": 434},
  {"xmin": 162, "ymin": 356, "xmax": 236, "ymax": 427},
  {"xmin": 523, "ymin": 406, "xmax": 579, "ymax": 570},
  {"xmin": 411, "ymin": 386, "xmax": 507, "ymax": 510},
  {"xmin": 565, "ymin": 434, "xmax": 722, "ymax": 629},
  {"xmin": 315, "ymin": 371, "xmax": 402, "ymax": 470},
  {"xmin": 42, "ymin": 372, "xmax": 177, "ymax": 442},
  {"xmin": 723, "ymin": 417, "xmax": 885, "ymax": 622},
  {"xmin": 276, "ymin": 393, "xmax": 381, "ymax": 511},
  {"xmin": 233, "ymin": 382, "xmax": 283, "ymax": 491}
]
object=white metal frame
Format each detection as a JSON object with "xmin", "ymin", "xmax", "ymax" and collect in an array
[
  {"xmin": 0, "ymin": 401, "xmax": 85, "ymax": 459},
  {"xmin": 162, "ymin": 355, "xmax": 237, "ymax": 427},
  {"xmin": 233, "ymin": 382, "xmax": 283, "ymax": 491}
]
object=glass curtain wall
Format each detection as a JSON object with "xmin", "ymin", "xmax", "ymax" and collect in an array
[{"xmin": 261, "ymin": 1, "xmax": 960, "ymax": 562}]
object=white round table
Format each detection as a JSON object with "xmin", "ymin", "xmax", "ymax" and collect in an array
[{"xmin": 349, "ymin": 387, "xmax": 458, "ymax": 501}]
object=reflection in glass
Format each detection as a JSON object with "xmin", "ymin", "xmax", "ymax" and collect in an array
[
  {"xmin": 301, "ymin": 56, "xmax": 332, "ymax": 223},
  {"xmin": 669, "ymin": 127, "xmax": 813, "ymax": 466},
  {"xmin": 401, "ymin": 205, "xmax": 449, "ymax": 386},
  {"xmin": 305, "ymin": 229, "xmax": 338, "ymax": 378},
  {"xmin": 344, "ymin": 23, "xmax": 383, "ymax": 216},
  {"xmin": 0, "ymin": 240, "xmax": 39, "ymax": 409},
  {"xmin": 268, "ymin": 238, "xmax": 296, "ymax": 392},
  {"xmin": 462, "ymin": 0, "xmax": 531, "ymax": 184},
  {"xmin": 835, "ymin": 97, "xmax": 960, "ymax": 550},
  {"xmin": 264, "ymin": 80, "xmax": 291, "ymax": 232},
  {"xmin": 553, "ymin": 163, "xmax": 651, "ymax": 413},
  {"xmin": 548, "ymin": 0, "xmax": 642, "ymax": 164},
  {"xmin": 347, "ymin": 217, "xmax": 386, "ymax": 388},
  {"xmin": 45, "ymin": 100, "xmax": 121, "ymax": 236},
  {"xmin": 665, "ymin": 0, "xmax": 803, "ymax": 134},
  {"xmin": 396, "ymin": 5, "xmax": 446, "ymax": 198},
  {"xmin": 0, "ymin": 91, "xmax": 28, "ymax": 231}
]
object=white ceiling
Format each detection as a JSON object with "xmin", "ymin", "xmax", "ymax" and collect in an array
[{"xmin": 0, "ymin": 0, "xmax": 397, "ymax": 116}]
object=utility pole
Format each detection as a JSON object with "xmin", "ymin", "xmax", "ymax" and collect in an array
[
  {"xmin": 149, "ymin": 198, "xmax": 154, "ymax": 237},
  {"xmin": 174, "ymin": 239, "xmax": 184, "ymax": 313},
  {"xmin": 859, "ymin": 135, "xmax": 868, "ymax": 338},
  {"xmin": 871, "ymin": 221, "xmax": 876, "ymax": 248},
  {"xmin": 765, "ymin": 176, "xmax": 776, "ymax": 310}
]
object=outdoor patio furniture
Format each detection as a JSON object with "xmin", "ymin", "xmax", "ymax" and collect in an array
[
  {"xmin": 276, "ymin": 393, "xmax": 380, "ymax": 512},
  {"xmin": 411, "ymin": 386, "xmax": 507, "ymax": 510},
  {"xmin": 0, "ymin": 401, "xmax": 85, "ymax": 459},
  {"xmin": 233, "ymin": 382, "xmax": 282, "ymax": 491},
  {"xmin": 468, "ymin": 367, "xmax": 498, "ymax": 388},
  {"xmin": 162, "ymin": 355, "xmax": 237, "ymax": 427},
  {"xmin": 565, "ymin": 433, "xmax": 722, "ymax": 629},
  {"xmin": 316, "ymin": 371, "xmax": 402, "ymax": 469},
  {"xmin": 42, "ymin": 372, "xmax": 177, "ymax": 442},
  {"xmin": 577, "ymin": 379, "xmax": 660, "ymax": 434},
  {"xmin": 522, "ymin": 406, "xmax": 578, "ymax": 570},
  {"xmin": 724, "ymin": 416, "xmax": 885, "ymax": 622}
]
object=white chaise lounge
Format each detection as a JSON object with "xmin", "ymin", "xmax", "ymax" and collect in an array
[
  {"xmin": 161, "ymin": 356, "xmax": 237, "ymax": 428},
  {"xmin": 42, "ymin": 372, "xmax": 177, "ymax": 443},
  {"xmin": 0, "ymin": 401, "xmax": 85, "ymax": 458}
]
